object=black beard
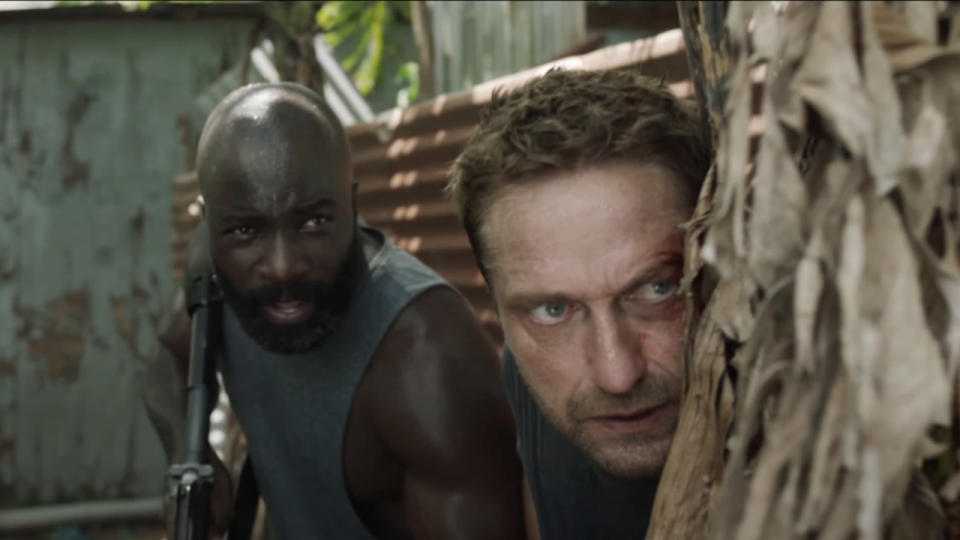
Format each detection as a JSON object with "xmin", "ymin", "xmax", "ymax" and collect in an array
[{"xmin": 217, "ymin": 232, "xmax": 366, "ymax": 354}]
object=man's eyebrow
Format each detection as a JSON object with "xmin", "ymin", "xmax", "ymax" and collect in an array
[
  {"xmin": 502, "ymin": 291, "xmax": 572, "ymax": 310},
  {"xmin": 217, "ymin": 196, "xmax": 338, "ymax": 221},
  {"xmin": 293, "ymin": 198, "xmax": 337, "ymax": 213},
  {"xmin": 218, "ymin": 209, "xmax": 264, "ymax": 222},
  {"xmin": 502, "ymin": 252, "xmax": 684, "ymax": 310},
  {"xmin": 616, "ymin": 253, "xmax": 684, "ymax": 295}
]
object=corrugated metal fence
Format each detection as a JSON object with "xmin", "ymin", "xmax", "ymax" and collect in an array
[{"xmin": 172, "ymin": 29, "xmax": 693, "ymax": 348}]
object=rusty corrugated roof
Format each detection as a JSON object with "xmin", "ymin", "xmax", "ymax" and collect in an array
[{"xmin": 171, "ymin": 28, "xmax": 694, "ymax": 347}]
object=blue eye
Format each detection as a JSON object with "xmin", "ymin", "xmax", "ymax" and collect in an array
[
  {"xmin": 638, "ymin": 280, "xmax": 678, "ymax": 301},
  {"xmin": 530, "ymin": 301, "xmax": 571, "ymax": 325}
]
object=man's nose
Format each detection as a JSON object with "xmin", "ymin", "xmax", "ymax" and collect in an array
[
  {"xmin": 258, "ymin": 232, "xmax": 308, "ymax": 283},
  {"xmin": 587, "ymin": 310, "xmax": 646, "ymax": 395}
]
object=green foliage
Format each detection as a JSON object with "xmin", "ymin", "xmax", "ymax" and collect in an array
[
  {"xmin": 317, "ymin": 1, "xmax": 412, "ymax": 96},
  {"xmin": 395, "ymin": 61, "xmax": 419, "ymax": 107}
]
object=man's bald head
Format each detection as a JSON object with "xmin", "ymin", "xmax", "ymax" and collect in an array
[
  {"xmin": 197, "ymin": 83, "xmax": 351, "ymax": 202},
  {"xmin": 196, "ymin": 83, "xmax": 363, "ymax": 355}
]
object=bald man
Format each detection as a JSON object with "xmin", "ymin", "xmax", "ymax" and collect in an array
[{"xmin": 139, "ymin": 83, "xmax": 525, "ymax": 539}]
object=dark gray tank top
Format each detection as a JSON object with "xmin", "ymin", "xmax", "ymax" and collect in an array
[
  {"xmin": 219, "ymin": 224, "xmax": 450, "ymax": 539},
  {"xmin": 503, "ymin": 348, "xmax": 659, "ymax": 539}
]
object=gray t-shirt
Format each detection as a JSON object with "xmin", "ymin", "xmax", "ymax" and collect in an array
[{"xmin": 503, "ymin": 348, "xmax": 659, "ymax": 540}]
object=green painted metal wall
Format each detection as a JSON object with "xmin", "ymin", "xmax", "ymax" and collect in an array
[{"xmin": 0, "ymin": 15, "xmax": 255, "ymax": 507}]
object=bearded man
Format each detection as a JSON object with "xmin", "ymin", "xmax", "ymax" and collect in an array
[{"xmin": 140, "ymin": 82, "xmax": 525, "ymax": 539}]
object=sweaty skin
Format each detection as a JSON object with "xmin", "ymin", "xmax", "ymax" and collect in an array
[
  {"xmin": 141, "ymin": 83, "xmax": 524, "ymax": 539},
  {"xmin": 482, "ymin": 162, "xmax": 691, "ymax": 482}
]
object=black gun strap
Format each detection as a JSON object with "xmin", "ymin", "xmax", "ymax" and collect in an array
[{"xmin": 228, "ymin": 457, "xmax": 260, "ymax": 540}]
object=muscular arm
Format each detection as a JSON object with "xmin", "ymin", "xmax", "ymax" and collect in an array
[
  {"xmin": 371, "ymin": 287, "xmax": 526, "ymax": 540},
  {"xmin": 138, "ymin": 275, "xmax": 192, "ymax": 464},
  {"xmin": 136, "ymin": 225, "xmax": 233, "ymax": 534},
  {"xmin": 137, "ymin": 225, "xmax": 212, "ymax": 463}
]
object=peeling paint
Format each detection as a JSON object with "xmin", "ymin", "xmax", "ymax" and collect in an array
[
  {"xmin": 0, "ymin": 16, "xmax": 256, "ymax": 507},
  {"xmin": 130, "ymin": 209, "xmax": 145, "ymax": 237},
  {"xmin": 21, "ymin": 291, "xmax": 89, "ymax": 383},
  {"xmin": 0, "ymin": 357, "xmax": 15, "ymax": 377},
  {"xmin": 0, "ymin": 425, "xmax": 12, "ymax": 472},
  {"xmin": 111, "ymin": 296, "xmax": 138, "ymax": 353},
  {"xmin": 61, "ymin": 87, "xmax": 95, "ymax": 190},
  {"xmin": 18, "ymin": 129, "xmax": 31, "ymax": 156}
]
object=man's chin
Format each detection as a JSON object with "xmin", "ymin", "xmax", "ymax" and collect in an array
[
  {"xmin": 527, "ymin": 390, "xmax": 678, "ymax": 481},
  {"xmin": 231, "ymin": 307, "xmax": 336, "ymax": 355},
  {"xmin": 582, "ymin": 435, "xmax": 673, "ymax": 481}
]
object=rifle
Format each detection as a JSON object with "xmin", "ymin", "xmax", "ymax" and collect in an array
[{"xmin": 167, "ymin": 272, "xmax": 222, "ymax": 540}]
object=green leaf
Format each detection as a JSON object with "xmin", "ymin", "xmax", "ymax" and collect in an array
[
  {"xmin": 316, "ymin": 1, "xmax": 346, "ymax": 29},
  {"xmin": 395, "ymin": 61, "xmax": 418, "ymax": 83},
  {"xmin": 352, "ymin": 1, "xmax": 386, "ymax": 94},
  {"xmin": 316, "ymin": 0, "xmax": 367, "ymax": 30},
  {"xmin": 395, "ymin": 61, "xmax": 419, "ymax": 106},
  {"xmin": 323, "ymin": 20, "xmax": 364, "ymax": 48},
  {"xmin": 318, "ymin": 0, "xmax": 409, "ymax": 95},
  {"xmin": 341, "ymin": 22, "xmax": 374, "ymax": 71}
]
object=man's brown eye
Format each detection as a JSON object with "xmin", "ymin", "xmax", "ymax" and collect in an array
[
  {"xmin": 231, "ymin": 226, "xmax": 255, "ymax": 238},
  {"xmin": 303, "ymin": 216, "xmax": 331, "ymax": 230}
]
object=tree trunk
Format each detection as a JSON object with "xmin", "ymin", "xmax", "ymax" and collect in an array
[
  {"xmin": 649, "ymin": 2, "xmax": 960, "ymax": 539},
  {"xmin": 411, "ymin": 1, "xmax": 436, "ymax": 101},
  {"xmin": 263, "ymin": 1, "xmax": 325, "ymax": 95},
  {"xmin": 676, "ymin": 1, "xmax": 731, "ymax": 145}
]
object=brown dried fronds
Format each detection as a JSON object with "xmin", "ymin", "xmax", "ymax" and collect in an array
[{"xmin": 650, "ymin": 2, "xmax": 960, "ymax": 539}]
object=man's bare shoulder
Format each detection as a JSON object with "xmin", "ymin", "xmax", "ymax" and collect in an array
[
  {"xmin": 357, "ymin": 286, "xmax": 524, "ymax": 538},
  {"xmin": 377, "ymin": 285, "xmax": 497, "ymax": 368},
  {"xmin": 370, "ymin": 285, "xmax": 500, "ymax": 394},
  {"xmin": 363, "ymin": 285, "xmax": 514, "ymax": 464}
]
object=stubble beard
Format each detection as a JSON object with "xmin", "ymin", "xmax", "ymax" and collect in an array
[{"xmin": 528, "ymin": 371, "xmax": 681, "ymax": 481}]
